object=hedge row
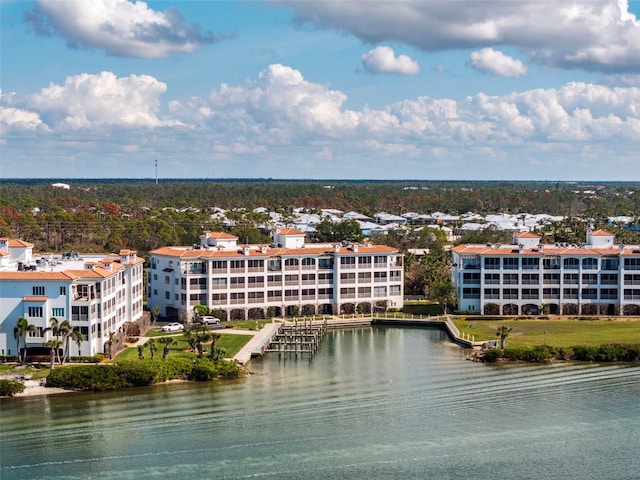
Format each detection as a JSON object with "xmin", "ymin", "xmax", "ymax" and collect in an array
[
  {"xmin": 482, "ymin": 343, "xmax": 640, "ymax": 363},
  {"xmin": 0, "ymin": 379, "xmax": 26, "ymax": 397},
  {"xmin": 46, "ymin": 358, "xmax": 243, "ymax": 391}
]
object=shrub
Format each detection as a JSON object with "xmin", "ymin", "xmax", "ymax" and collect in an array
[
  {"xmin": 0, "ymin": 379, "xmax": 26, "ymax": 397},
  {"xmin": 483, "ymin": 303, "xmax": 500, "ymax": 315},
  {"xmin": 572, "ymin": 345, "xmax": 600, "ymax": 361},
  {"xmin": 482, "ymin": 349, "xmax": 502, "ymax": 362},
  {"xmin": 68, "ymin": 355, "xmax": 104, "ymax": 363}
]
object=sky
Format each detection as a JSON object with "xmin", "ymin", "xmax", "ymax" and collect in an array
[{"xmin": 1, "ymin": 0, "xmax": 639, "ymax": 181}]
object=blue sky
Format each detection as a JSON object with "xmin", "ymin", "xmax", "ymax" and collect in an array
[{"xmin": 1, "ymin": 0, "xmax": 639, "ymax": 181}]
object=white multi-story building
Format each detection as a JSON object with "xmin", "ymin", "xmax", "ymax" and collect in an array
[
  {"xmin": 148, "ymin": 229, "xmax": 404, "ymax": 320},
  {"xmin": 0, "ymin": 238, "xmax": 145, "ymax": 357},
  {"xmin": 452, "ymin": 229, "xmax": 640, "ymax": 315}
]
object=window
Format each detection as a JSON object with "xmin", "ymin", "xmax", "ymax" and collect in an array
[
  {"xmin": 358, "ymin": 286, "xmax": 371, "ymax": 296},
  {"xmin": 230, "ymin": 260, "xmax": 245, "ymax": 271},
  {"xmin": 564, "ymin": 273, "xmax": 579, "ymax": 284},
  {"xmin": 318, "ymin": 273, "xmax": 333, "ymax": 282},
  {"xmin": 563, "ymin": 258, "xmax": 579, "ymax": 269},
  {"xmin": 267, "ymin": 257, "xmax": 282, "ymax": 271},
  {"xmin": 522, "ymin": 288, "xmax": 539, "ymax": 300},
  {"xmin": 153, "ymin": 274, "xmax": 158, "ymax": 281},
  {"xmin": 503, "ymin": 274, "xmax": 519, "ymax": 285},
  {"xmin": 32, "ymin": 286, "xmax": 45, "ymax": 296},
  {"xmin": 374, "ymin": 256, "xmax": 386, "ymax": 267},
  {"xmin": 267, "ymin": 274, "xmax": 282, "ymax": 284},
  {"xmin": 165, "ymin": 276, "xmax": 170, "ymax": 284},
  {"xmin": 190, "ymin": 277, "xmax": 206, "ymax": 286},
  {"xmin": 212, "ymin": 293, "xmax": 227, "ymax": 304},
  {"xmin": 543, "ymin": 273, "xmax": 560, "ymax": 284},
  {"xmin": 503, "ymin": 258, "xmax": 519, "ymax": 270},
  {"xmin": 358, "ymin": 272, "xmax": 372, "ymax": 282},
  {"xmin": 230, "ymin": 277, "xmax": 245, "ymax": 288},
  {"xmin": 248, "ymin": 259, "xmax": 264, "ymax": 270},
  {"xmin": 582, "ymin": 258, "xmax": 598, "ymax": 270},
  {"xmin": 374, "ymin": 271, "xmax": 387, "ymax": 282},
  {"xmin": 601, "ymin": 288, "xmax": 618, "ymax": 299},
  {"xmin": 248, "ymin": 291, "xmax": 264, "ymax": 302},
  {"xmin": 543, "ymin": 256, "xmax": 560, "ymax": 270},
  {"xmin": 318, "ymin": 288, "xmax": 333, "ymax": 298},
  {"xmin": 521, "ymin": 274, "xmax": 539, "ymax": 285},
  {"xmin": 285, "ymin": 289, "xmax": 299, "ymax": 299},
  {"xmin": 211, "ymin": 278, "xmax": 227, "ymax": 288},
  {"xmin": 484, "ymin": 288, "xmax": 500, "ymax": 299},
  {"xmin": 521, "ymin": 258, "xmax": 539, "ymax": 270},
  {"xmin": 340, "ymin": 287, "xmax": 356, "ymax": 297},
  {"xmin": 624, "ymin": 258, "xmax": 640, "ymax": 270},
  {"xmin": 285, "ymin": 274, "xmax": 299, "ymax": 285},
  {"xmin": 484, "ymin": 257, "xmax": 500, "ymax": 270},
  {"xmin": 462, "ymin": 257, "xmax": 480, "ymax": 269},
  {"xmin": 623, "ymin": 289, "xmax": 640, "ymax": 300},
  {"xmin": 230, "ymin": 292, "xmax": 245, "ymax": 303},
  {"xmin": 485, "ymin": 273, "xmax": 500, "ymax": 284},
  {"xmin": 267, "ymin": 291, "xmax": 282, "ymax": 300},
  {"xmin": 373, "ymin": 286, "xmax": 387, "ymax": 296},
  {"xmin": 390, "ymin": 285, "xmax": 401, "ymax": 295},
  {"xmin": 248, "ymin": 276, "xmax": 264, "ymax": 286},
  {"xmin": 318, "ymin": 256, "xmax": 334, "ymax": 270},
  {"xmin": 212, "ymin": 260, "xmax": 227, "ymax": 271},
  {"xmin": 285, "ymin": 258, "xmax": 299, "ymax": 269},
  {"xmin": 340, "ymin": 272, "xmax": 356, "ymax": 283},
  {"xmin": 581, "ymin": 274, "xmax": 598, "ymax": 285},
  {"xmin": 28, "ymin": 306, "xmax": 43, "ymax": 317},
  {"xmin": 462, "ymin": 288, "xmax": 480, "ymax": 299},
  {"xmin": 543, "ymin": 288, "xmax": 559, "ymax": 299},
  {"xmin": 340, "ymin": 257, "xmax": 356, "ymax": 268},
  {"xmin": 301, "ymin": 273, "xmax": 316, "ymax": 283},
  {"xmin": 301, "ymin": 288, "xmax": 315, "ymax": 298},
  {"xmin": 358, "ymin": 256, "xmax": 372, "ymax": 266},
  {"xmin": 581, "ymin": 288, "xmax": 597, "ymax": 299},
  {"xmin": 389, "ymin": 270, "xmax": 401, "ymax": 280},
  {"xmin": 301, "ymin": 258, "xmax": 315, "ymax": 269},
  {"xmin": 563, "ymin": 288, "xmax": 578, "ymax": 299},
  {"xmin": 463, "ymin": 272, "xmax": 480, "ymax": 284},
  {"xmin": 165, "ymin": 292, "xmax": 170, "ymax": 299},
  {"xmin": 60, "ymin": 286, "xmax": 66, "ymax": 295},
  {"xmin": 503, "ymin": 288, "xmax": 518, "ymax": 299},
  {"xmin": 602, "ymin": 257, "xmax": 619, "ymax": 270},
  {"xmin": 52, "ymin": 308, "xmax": 64, "ymax": 317},
  {"xmin": 624, "ymin": 274, "xmax": 640, "ymax": 285}
]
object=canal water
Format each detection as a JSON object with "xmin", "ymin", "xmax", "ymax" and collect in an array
[{"xmin": 2, "ymin": 326, "xmax": 639, "ymax": 479}]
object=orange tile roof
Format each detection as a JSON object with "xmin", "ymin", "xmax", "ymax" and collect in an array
[
  {"xmin": 0, "ymin": 238, "xmax": 35, "ymax": 248},
  {"xmin": 452, "ymin": 244, "xmax": 631, "ymax": 256},
  {"xmin": 201, "ymin": 231, "xmax": 238, "ymax": 239},
  {"xmin": 0, "ymin": 272, "xmax": 77, "ymax": 280},
  {"xmin": 590, "ymin": 229, "xmax": 614, "ymax": 236},
  {"xmin": 277, "ymin": 228, "xmax": 306, "ymax": 235},
  {"xmin": 23, "ymin": 296, "xmax": 48, "ymax": 302},
  {"xmin": 151, "ymin": 244, "xmax": 398, "ymax": 258},
  {"xmin": 516, "ymin": 232, "xmax": 540, "ymax": 238}
]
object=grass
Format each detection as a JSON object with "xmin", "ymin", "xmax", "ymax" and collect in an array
[
  {"xmin": 453, "ymin": 318, "xmax": 640, "ymax": 347},
  {"xmin": 114, "ymin": 333, "xmax": 252, "ymax": 362}
]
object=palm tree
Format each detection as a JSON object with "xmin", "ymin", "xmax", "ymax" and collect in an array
[
  {"xmin": 148, "ymin": 339, "xmax": 157, "ymax": 360},
  {"xmin": 496, "ymin": 325, "xmax": 513, "ymax": 349},
  {"xmin": 151, "ymin": 305, "xmax": 161, "ymax": 326},
  {"xmin": 137, "ymin": 345, "xmax": 145, "ymax": 360},
  {"xmin": 44, "ymin": 339, "xmax": 62, "ymax": 370},
  {"xmin": 209, "ymin": 332, "xmax": 222, "ymax": 360},
  {"xmin": 158, "ymin": 337, "xmax": 176, "ymax": 359},
  {"xmin": 64, "ymin": 328, "xmax": 85, "ymax": 362},
  {"xmin": 106, "ymin": 331, "xmax": 119, "ymax": 359},
  {"xmin": 13, "ymin": 317, "xmax": 37, "ymax": 363}
]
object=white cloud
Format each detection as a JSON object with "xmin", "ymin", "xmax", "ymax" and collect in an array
[
  {"xmin": 3, "ymin": 66, "xmax": 640, "ymax": 179},
  {"xmin": 282, "ymin": 0, "xmax": 640, "ymax": 73},
  {"xmin": 27, "ymin": 71, "xmax": 172, "ymax": 130},
  {"xmin": 361, "ymin": 46, "xmax": 420, "ymax": 75},
  {"xmin": 470, "ymin": 48, "xmax": 528, "ymax": 77},
  {"xmin": 25, "ymin": 0, "xmax": 223, "ymax": 58}
]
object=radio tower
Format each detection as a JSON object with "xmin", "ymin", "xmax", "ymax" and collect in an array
[{"xmin": 155, "ymin": 159, "xmax": 158, "ymax": 185}]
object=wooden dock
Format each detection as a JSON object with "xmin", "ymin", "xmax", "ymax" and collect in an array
[{"xmin": 264, "ymin": 319, "xmax": 328, "ymax": 359}]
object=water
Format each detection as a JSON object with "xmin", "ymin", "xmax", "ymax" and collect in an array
[{"xmin": 1, "ymin": 326, "xmax": 639, "ymax": 480}]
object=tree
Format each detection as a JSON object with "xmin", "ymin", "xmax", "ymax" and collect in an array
[
  {"xmin": 148, "ymin": 339, "xmax": 157, "ymax": 360},
  {"xmin": 137, "ymin": 345, "xmax": 145, "ymax": 360},
  {"xmin": 158, "ymin": 337, "xmax": 176, "ymax": 359},
  {"xmin": 496, "ymin": 325, "xmax": 513, "ymax": 349},
  {"xmin": 63, "ymin": 328, "xmax": 85, "ymax": 362},
  {"xmin": 106, "ymin": 331, "xmax": 119, "ymax": 359},
  {"xmin": 193, "ymin": 304, "xmax": 209, "ymax": 321},
  {"xmin": 44, "ymin": 339, "xmax": 62, "ymax": 370},
  {"xmin": 313, "ymin": 219, "xmax": 363, "ymax": 243},
  {"xmin": 209, "ymin": 332, "xmax": 222, "ymax": 360},
  {"xmin": 13, "ymin": 317, "xmax": 36, "ymax": 363},
  {"xmin": 151, "ymin": 306, "xmax": 161, "ymax": 326}
]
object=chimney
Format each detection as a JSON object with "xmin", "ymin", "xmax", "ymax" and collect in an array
[
  {"xmin": 518, "ymin": 244, "xmax": 524, "ymax": 253},
  {"xmin": 538, "ymin": 244, "xmax": 544, "ymax": 253}
]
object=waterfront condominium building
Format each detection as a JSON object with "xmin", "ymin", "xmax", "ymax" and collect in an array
[
  {"xmin": 0, "ymin": 238, "xmax": 145, "ymax": 358},
  {"xmin": 452, "ymin": 229, "xmax": 640, "ymax": 316},
  {"xmin": 148, "ymin": 229, "xmax": 404, "ymax": 321}
]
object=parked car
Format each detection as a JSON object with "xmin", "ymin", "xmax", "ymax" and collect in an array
[
  {"xmin": 161, "ymin": 322, "xmax": 184, "ymax": 332},
  {"xmin": 198, "ymin": 316, "xmax": 221, "ymax": 325}
]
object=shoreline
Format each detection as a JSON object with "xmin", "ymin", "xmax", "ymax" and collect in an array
[{"xmin": 0, "ymin": 374, "xmax": 72, "ymax": 398}]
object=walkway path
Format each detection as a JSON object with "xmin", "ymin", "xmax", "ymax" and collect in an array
[{"xmin": 233, "ymin": 321, "xmax": 281, "ymax": 365}]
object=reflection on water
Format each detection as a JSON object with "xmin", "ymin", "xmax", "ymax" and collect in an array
[{"xmin": 2, "ymin": 326, "xmax": 639, "ymax": 480}]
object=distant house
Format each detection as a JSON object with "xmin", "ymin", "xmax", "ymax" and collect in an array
[{"xmin": 51, "ymin": 183, "xmax": 70, "ymax": 189}]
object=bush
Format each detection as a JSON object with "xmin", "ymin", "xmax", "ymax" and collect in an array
[
  {"xmin": 0, "ymin": 355, "xmax": 18, "ymax": 363},
  {"xmin": 0, "ymin": 379, "xmax": 26, "ymax": 397},
  {"xmin": 45, "ymin": 358, "xmax": 243, "ymax": 391},
  {"xmin": 482, "ymin": 349, "xmax": 502, "ymax": 362},
  {"xmin": 68, "ymin": 355, "xmax": 104, "ymax": 363}
]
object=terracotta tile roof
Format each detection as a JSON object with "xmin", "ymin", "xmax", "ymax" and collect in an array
[
  {"xmin": 590, "ymin": 229, "xmax": 614, "ymax": 236},
  {"xmin": 277, "ymin": 228, "xmax": 306, "ymax": 235},
  {"xmin": 516, "ymin": 232, "xmax": 540, "ymax": 238},
  {"xmin": 23, "ymin": 296, "xmax": 48, "ymax": 302},
  {"xmin": 200, "ymin": 231, "xmax": 238, "ymax": 239},
  {"xmin": 0, "ymin": 272, "xmax": 77, "ymax": 280},
  {"xmin": 151, "ymin": 244, "xmax": 398, "ymax": 258},
  {"xmin": 452, "ymin": 244, "xmax": 633, "ymax": 256},
  {"xmin": 0, "ymin": 238, "xmax": 35, "ymax": 248}
]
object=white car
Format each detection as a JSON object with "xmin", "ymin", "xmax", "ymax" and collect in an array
[
  {"xmin": 161, "ymin": 322, "xmax": 184, "ymax": 332},
  {"xmin": 198, "ymin": 316, "xmax": 221, "ymax": 325}
]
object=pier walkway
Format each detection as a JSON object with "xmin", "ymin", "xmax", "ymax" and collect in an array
[{"xmin": 233, "ymin": 314, "xmax": 489, "ymax": 364}]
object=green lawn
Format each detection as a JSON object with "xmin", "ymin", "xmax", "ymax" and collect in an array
[
  {"xmin": 453, "ymin": 318, "xmax": 640, "ymax": 347},
  {"xmin": 115, "ymin": 333, "xmax": 252, "ymax": 362}
]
